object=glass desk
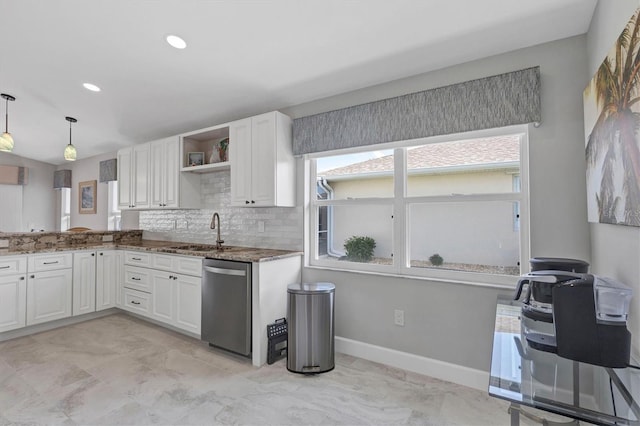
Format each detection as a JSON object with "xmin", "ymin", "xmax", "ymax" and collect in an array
[{"xmin": 489, "ymin": 296, "xmax": 640, "ymax": 426}]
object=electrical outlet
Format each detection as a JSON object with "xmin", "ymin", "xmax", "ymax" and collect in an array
[
  {"xmin": 394, "ymin": 309, "xmax": 405, "ymax": 326},
  {"xmin": 102, "ymin": 234, "xmax": 113, "ymax": 242}
]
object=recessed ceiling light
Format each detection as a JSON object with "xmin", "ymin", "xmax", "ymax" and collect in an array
[
  {"xmin": 166, "ymin": 35, "xmax": 187, "ymax": 49},
  {"xmin": 83, "ymin": 83, "xmax": 101, "ymax": 92}
]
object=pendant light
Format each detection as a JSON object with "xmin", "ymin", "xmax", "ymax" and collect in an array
[
  {"xmin": 0, "ymin": 93, "xmax": 16, "ymax": 152},
  {"xmin": 64, "ymin": 116, "xmax": 77, "ymax": 161}
]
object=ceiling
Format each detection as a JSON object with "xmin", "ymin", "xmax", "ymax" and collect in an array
[{"xmin": 0, "ymin": 0, "xmax": 597, "ymax": 165}]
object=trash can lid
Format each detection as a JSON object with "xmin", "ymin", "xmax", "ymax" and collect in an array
[{"xmin": 287, "ymin": 282, "xmax": 335, "ymax": 294}]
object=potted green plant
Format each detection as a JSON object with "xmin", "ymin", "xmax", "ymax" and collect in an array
[
  {"xmin": 429, "ymin": 253, "xmax": 444, "ymax": 266},
  {"xmin": 344, "ymin": 236, "xmax": 376, "ymax": 262}
]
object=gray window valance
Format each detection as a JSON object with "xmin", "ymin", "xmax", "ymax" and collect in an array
[{"xmin": 293, "ymin": 67, "xmax": 540, "ymax": 156}]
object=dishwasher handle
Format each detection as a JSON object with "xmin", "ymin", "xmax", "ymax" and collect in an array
[{"xmin": 203, "ymin": 265, "xmax": 246, "ymax": 277}]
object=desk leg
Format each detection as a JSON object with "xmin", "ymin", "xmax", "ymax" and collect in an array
[
  {"xmin": 509, "ymin": 403, "xmax": 520, "ymax": 426},
  {"xmin": 572, "ymin": 361, "xmax": 580, "ymax": 407}
]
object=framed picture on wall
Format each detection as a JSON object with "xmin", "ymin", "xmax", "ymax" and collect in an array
[{"xmin": 79, "ymin": 180, "xmax": 97, "ymax": 214}]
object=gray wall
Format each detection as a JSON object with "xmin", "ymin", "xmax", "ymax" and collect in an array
[
  {"xmin": 586, "ymin": 0, "xmax": 640, "ymax": 360},
  {"xmin": 0, "ymin": 152, "xmax": 56, "ymax": 231},
  {"xmin": 283, "ymin": 34, "xmax": 591, "ymax": 372},
  {"xmin": 55, "ymin": 151, "xmax": 139, "ymax": 231}
]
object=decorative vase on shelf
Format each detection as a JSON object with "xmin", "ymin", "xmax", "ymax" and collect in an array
[
  {"xmin": 209, "ymin": 147, "xmax": 220, "ymax": 164},
  {"xmin": 218, "ymin": 137, "xmax": 229, "ymax": 162}
]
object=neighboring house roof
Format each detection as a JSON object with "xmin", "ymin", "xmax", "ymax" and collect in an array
[{"xmin": 321, "ymin": 135, "xmax": 520, "ymax": 178}]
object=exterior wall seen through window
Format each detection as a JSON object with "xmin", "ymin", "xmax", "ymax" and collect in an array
[{"xmin": 309, "ymin": 130, "xmax": 528, "ymax": 284}]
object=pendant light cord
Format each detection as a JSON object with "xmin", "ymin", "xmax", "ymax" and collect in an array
[
  {"xmin": 4, "ymin": 97, "xmax": 8, "ymax": 133},
  {"xmin": 69, "ymin": 119, "xmax": 72, "ymax": 145}
]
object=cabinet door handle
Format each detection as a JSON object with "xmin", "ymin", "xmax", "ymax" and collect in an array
[
  {"xmin": 43, "ymin": 261, "xmax": 59, "ymax": 264},
  {"xmin": 30, "ymin": 275, "xmax": 35, "ymax": 279},
  {"xmin": 168, "ymin": 275, "xmax": 174, "ymax": 279},
  {"xmin": 0, "ymin": 265, "xmax": 10, "ymax": 269},
  {"xmin": 131, "ymin": 277, "xmax": 141, "ymax": 281},
  {"xmin": 100, "ymin": 253, "xmax": 103, "ymax": 256},
  {"xmin": 19, "ymin": 276, "xmax": 24, "ymax": 280},
  {"xmin": 132, "ymin": 257, "xmax": 142, "ymax": 261},
  {"xmin": 251, "ymin": 200, "xmax": 255, "ymax": 204},
  {"xmin": 173, "ymin": 276, "xmax": 177, "ymax": 280},
  {"xmin": 130, "ymin": 301, "xmax": 141, "ymax": 305},
  {"xmin": 91, "ymin": 253, "xmax": 95, "ymax": 257}
]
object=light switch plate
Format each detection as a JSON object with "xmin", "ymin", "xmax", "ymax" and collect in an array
[{"xmin": 102, "ymin": 235, "xmax": 113, "ymax": 242}]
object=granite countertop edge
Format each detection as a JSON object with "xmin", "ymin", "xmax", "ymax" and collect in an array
[{"xmin": 0, "ymin": 240, "xmax": 303, "ymax": 263}]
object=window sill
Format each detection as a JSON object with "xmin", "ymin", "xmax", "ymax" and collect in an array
[{"xmin": 304, "ymin": 264, "xmax": 517, "ymax": 291}]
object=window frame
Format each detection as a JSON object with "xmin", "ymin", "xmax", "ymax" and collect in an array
[{"xmin": 306, "ymin": 125, "xmax": 530, "ymax": 287}]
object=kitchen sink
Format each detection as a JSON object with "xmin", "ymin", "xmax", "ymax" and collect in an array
[
  {"xmin": 167, "ymin": 244, "xmax": 244, "ymax": 252},
  {"xmin": 168, "ymin": 244, "xmax": 219, "ymax": 252}
]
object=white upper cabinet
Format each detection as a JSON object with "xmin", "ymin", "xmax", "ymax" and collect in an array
[
  {"xmin": 120, "ymin": 137, "xmax": 199, "ymax": 210},
  {"xmin": 118, "ymin": 144, "xmax": 150, "ymax": 209},
  {"xmin": 229, "ymin": 111, "xmax": 295, "ymax": 207},
  {"xmin": 150, "ymin": 137, "xmax": 180, "ymax": 208}
]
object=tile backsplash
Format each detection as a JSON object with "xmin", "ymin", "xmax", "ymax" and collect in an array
[{"xmin": 139, "ymin": 171, "xmax": 303, "ymax": 251}]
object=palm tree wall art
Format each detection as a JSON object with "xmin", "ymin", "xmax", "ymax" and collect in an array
[{"xmin": 584, "ymin": 7, "xmax": 640, "ymax": 226}]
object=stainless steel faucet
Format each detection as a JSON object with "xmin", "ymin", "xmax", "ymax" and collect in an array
[{"xmin": 210, "ymin": 212, "xmax": 224, "ymax": 250}]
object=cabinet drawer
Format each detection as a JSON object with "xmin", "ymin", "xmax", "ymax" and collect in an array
[
  {"xmin": 28, "ymin": 253, "xmax": 73, "ymax": 272},
  {"xmin": 152, "ymin": 254, "xmax": 202, "ymax": 277},
  {"xmin": 122, "ymin": 288, "xmax": 152, "ymax": 316},
  {"xmin": 124, "ymin": 251, "xmax": 151, "ymax": 267},
  {"xmin": 151, "ymin": 254, "xmax": 174, "ymax": 271},
  {"xmin": 123, "ymin": 265, "xmax": 152, "ymax": 293},
  {"xmin": 0, "ymin": 256, "xmax": 27, "ymax": 276},
  {"xmin": 174, "ymin": 256, "xmax": 202, "ymax": 277}
]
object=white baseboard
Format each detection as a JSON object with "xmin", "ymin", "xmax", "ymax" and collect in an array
[
  {"xmin": 335, "ymin": 336, "xmax": 488, "ymax": 391},
  {"xmin": 0, "ymin": 309, "xmax": 119, "ymax": 342}
]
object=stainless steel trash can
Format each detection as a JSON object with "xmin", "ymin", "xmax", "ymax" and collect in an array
[{"xmin": 287, "ymin": 282, "xmax": 335, "ymax": 374}]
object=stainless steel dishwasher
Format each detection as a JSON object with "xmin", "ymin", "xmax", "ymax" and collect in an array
[{"xmin": 201, "ymin": 258, "xmax": 252, "ymax": 356}]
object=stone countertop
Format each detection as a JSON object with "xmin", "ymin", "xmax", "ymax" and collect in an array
[
  {"xmin": 120, "ymin": 241, "xmax": 303, "ymax": 263},
  {"xmin": 0, "ymin": 239, "xmax": 302, "ymax": 263}
]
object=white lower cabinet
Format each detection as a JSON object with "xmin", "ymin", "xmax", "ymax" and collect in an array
[
  {"xmin": 115, "ymin": 251, "xmax": 123, "ymax": 307},
  {"xmin": 0, "ymin": 255, "xmax": 27, "ymax": 333},
  {"xmin": 123, "ymin": 251, "xmax": 202, "ymax": 335},
  {"xmin": 175, "ymin": 273, "xmax": 201, "ymax": 334},
  {"xmin": 151, "ymin": 270, "xmax": 201, "ymax": 334},
  {"xmin": 151, "ymin": 271, "xmax": 174, "ymax": 323},
  {"xmin": 26, "ymin": 253, "xmax": 73, "ymax": 326},
  {"xmin": 27, "ymin": 268, "xmax": 73, "ymax": 325},
  {"xmin": 0, "ymin": 274, "xmax": 27, "ymax": 332},
  {"xmin": 122, "ymin": 287, "xmax": 152, "ymax": 316},
  {"xmin": 96, "ymin": 250, "xmax": 120, "ymax": 311},
  {"xmin": 73, "ymin": 251, "xmax": 97, "ymax": 316}
]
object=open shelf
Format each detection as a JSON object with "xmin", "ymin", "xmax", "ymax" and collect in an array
[
  {"xmin": 180, "ymin": 124, "xmax": 230, "ymax": 170},
  {"xmin": 181, "ymin": 161, "xmax": 230, "ymax": 173}
]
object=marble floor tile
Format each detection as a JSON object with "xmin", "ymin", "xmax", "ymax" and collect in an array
[
  {"xmin": 0, "ymin": 313, "xmax": 549, "ymax": 425},
  {"xmin": 16, "ymin": 359, "xmax": 92, "ymax": 395}
]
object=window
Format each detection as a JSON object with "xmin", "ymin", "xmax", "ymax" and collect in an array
[
  {"xmin": 308, "ymin": 127, "xmax": 529, "ymax": 285},
  {"xmin": 59, "ymin": 188, "xmax": 71, "ymax": 231},
  {"xmin": 107, "ymin": 181, "xmax": 121, "ymax": 231}
]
